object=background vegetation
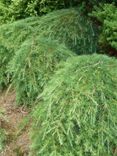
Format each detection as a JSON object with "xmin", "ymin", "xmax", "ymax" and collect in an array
[
  {"xmin": 91, "ymin": 3, "xmax": 117, "ymax": 55},
  {"xmin": 0, "ymin": 0, "xmax": 117, "ymax": 23}
]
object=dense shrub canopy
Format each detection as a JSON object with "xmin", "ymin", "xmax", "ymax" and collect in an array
[
  {"xmin": 0, "ymin": 0, "xmax": 116, "ymax": 22},
  {"xmin": 10, "ymin": 37, "xmax": 75, "ymax": 105},
  {"xmin": 0, "ymin": 44, "xmax": 10, "ymax": 89},
  {"xmin": 0, "ymin": 8, "xmax": 98, "ymax": 89},
  {"xmin": 0, "ymin": 17, "xmax": 36, "ymax": 89},
  {"xmin": 0, "ymin": 8, "xmax": 98, "ymax": 54},
  {"xmin": 91, "ymin": 4, "xmax": 117, "ymax": 54},
  {"xmin": 0, "ymin": 0, "xmax": 78, "ymax": 21},
  {"xmin": 31, "ymin": 54, "xmax": 117, "ymax": 156},
  {"xmin": 33, "ymin": 8, "xmax": 98, "ymax": 54}
]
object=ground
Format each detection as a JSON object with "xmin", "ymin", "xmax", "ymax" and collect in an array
[{"xmin": 0, "ymin": 90, "xmax": 30, "ymax": 156}]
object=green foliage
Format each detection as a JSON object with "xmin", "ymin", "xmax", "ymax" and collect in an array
[
  {"xmin": 0, "ymin": 2, "xmax": 7, "ymax": 24},
  {"xmin": 0, "ymin": 45, "xmax": 11, "ymax": 90},
  {"xmin": 91, "ymin": 4, "xmax": 117, "ymax": 53},
  {"xmin": 0, "ymin": 0, "xmax": 78, "ymax": 22},
  {"xmin": 10, "ymin": 37, "xmax": 74, "ymax": 105},
  {"xmin": 31, "ymin": 54, "xmax": 117, "ymax": 156},
  {"xmin": 0, "ymin": 0, "xmax": 117, "ymax": 23},
  {"xmin": 0, "ymin": 8, "xmax": 97, "ymax": 54},
  {"xmin": 0, "ymin": 0, "xmax": 12, "ymax": 23},
  {"xmin": 34, "ymin": 8, "xmax": 98, "ymax": 54},
  {"xmin": 0, "ymin": 129, "xmax": 6, "ymax": 152},
  {"xmin": 79, "ymin": 0, "xmax": 117, "ymax": 5},
  {"xmin": 0, "ymin": 109, "xmax": 6, "ymax": 152},
  {"xmin": 8, "ymin": 0, "xmax": 65, "ymax": 19},
  {"xmin": 0, "ymin": 17, "xmax": 36, "ymax": 89},
  {"xmin": 0, "ymin": 8, "xmax": 97, "ymax": 89}
]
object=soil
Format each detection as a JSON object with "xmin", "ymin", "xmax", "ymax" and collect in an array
[{"xmin": 0, "ymin": 90, "xmax": 30, "ymax": 156}]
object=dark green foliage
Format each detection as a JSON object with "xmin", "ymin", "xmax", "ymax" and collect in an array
[
  {"xmin": 91, "ymin": 4, "xmax": 117, "ymax": 54},
  {"xmin": 0, "ymin": 8, "xmax": 98, "ymax": 54},
  {"xmin": 79, "ymin": 0, "xmax": 117, "ymax": 5},
  {"xmin": 10, "ymin": 37, "xmax": 75, "ymax": 105},
  {"xmin": 34, "ymin": 8, "xmax": 98, "ymax": 54},
  {"xmin": 0, "ymin": 45, "xmax": 11, "ymax": 90},
  {"xmin": 31, "ymin": 54, "xmax": 117, "ymax": 156},
  {"xmin": 0, "ymin": 8, "xmax": 97, "ymax": 89}
]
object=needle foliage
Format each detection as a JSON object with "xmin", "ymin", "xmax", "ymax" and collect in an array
[
  {"xmin": 10, "ymin": 37, "xmax": 75, "ymax": 105},
  {"xmin": 0, "ymin": 8, "xmax": 98, "ymax": 89},
  {"xmin": 31, "ymin": 54, "xmax": 117, "ymax": 156},
  {"xmin": 0, "ymin": 8, "xmax": 98, "ymax": 54},
  {"xmin": 0, "ymin": 17, "xmax": 37, "ymax": 89},
  {"xmin": 33, "ymin": 8, "xmax": 98, "ymax": 54}
]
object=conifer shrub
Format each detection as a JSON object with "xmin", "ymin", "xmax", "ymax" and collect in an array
[
  {"xmin": 0, "ymin": 8, "xmax": 98, "ymax": 89},
  {"xmin": 0, "ymin": 17, "xmax": 37, "ymax": 51},
  {"xmin": 31, "ymin": 54, "xmax": 117, "ymax": 156},
  {"xmin": 0, "ymin": 17, "xmax": 39, "ymax": 89},
  {"xmin": 0, "ymin": 44, "xmax": 11, "ymax": 89},
  {"xmin": 0, "ymin": 8, "xmax": 98, "ymax": 54},
  {"xmin": 34, "ymin": 8, "xmax": 98, "ymax": 54},
  {"xmin": 10, "ymin": 37, "xmax": 75, "ymax": 105},
  {"xmin": 91, "ymin": 4, "xmax": 117, "ymax": 55}
]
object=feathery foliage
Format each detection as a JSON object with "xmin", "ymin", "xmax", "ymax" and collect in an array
[
  {"xmin": 0, "ymin": 8, "xmax": 98, "ymax": 54},
  {"xmin": 0, "ymin": 44, "xmax": 10, "ymax": 89},
  {"xmin": 31, "ymin": 54, "xmax": 117, "ymax": 156},
  {"xmin": 32, "ymin": 8, "xmax": 98, "ymax": 54},
  {"xmin": 0, "ymin": 17, "xmax": 36, "ymax": 89},
  {"xmin": 0, "ymin": 8, "xmax": 98, "ymax": 89},
  {"xmin": 10, "ymin": 37, "xmax": 75, "ymax": 105}
]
